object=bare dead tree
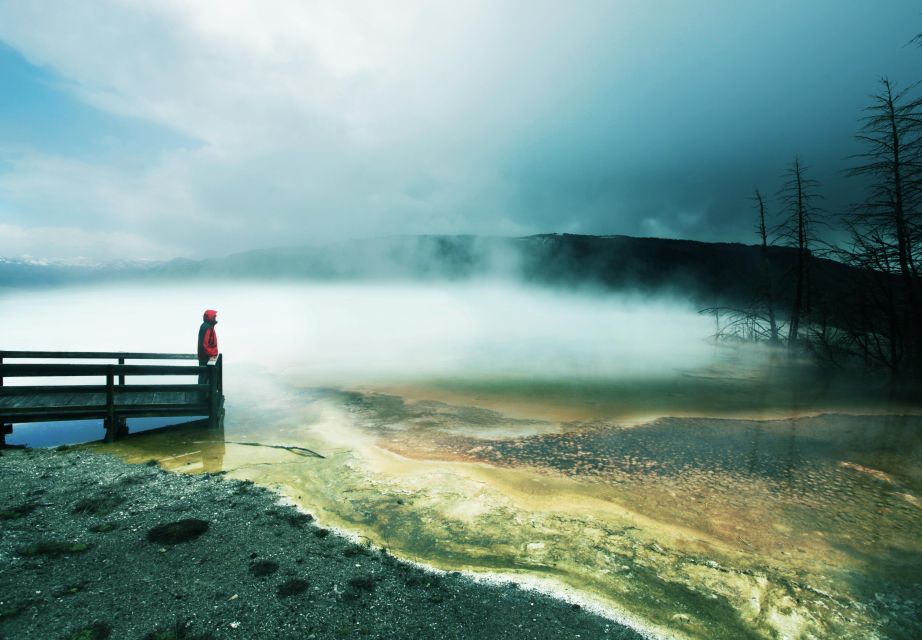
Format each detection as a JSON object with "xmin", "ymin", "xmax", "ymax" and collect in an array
[
  {"xmin": 775, "ymin": 158, "xmax": 823, "ymax": 348},
  {"xmin": 840, "ymin": 224, "xmax": 905, "ymax": 373},
  {"xmin": 699, "ymin": 305, "xmax": 780, "ymax": 343},
  {"xmin": 697, "ymin": 189, "xmax": 787, "ymax": 346},
  {"xmin": 754, "ymin": 188, "xmax": 780, "ymax": 342},
  {"xmin": 846, "ymin": 77, "xmax": 922, "ymax": 374}
]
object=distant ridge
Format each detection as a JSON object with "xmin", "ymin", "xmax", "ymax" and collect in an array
[
  {"xmin": 0, "ymin": 256, "xmax": 158, "ymax": 288},
  {"xmin": 0, "ymin": 234, "xmax": 858, "ymax": 306},
  {"xmin": 146, "ymin": 234, "xmax": 856, "ymax": 305}
]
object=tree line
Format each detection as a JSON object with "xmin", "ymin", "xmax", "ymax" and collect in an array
[{"xmin": 707, "ymin": 64, "xmax": 922, "ymax": 379}]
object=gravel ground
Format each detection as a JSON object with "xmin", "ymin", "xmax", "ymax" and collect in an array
[{"xmin": 0, "ymin": 447, "xmax": 645, "ymax": 640}]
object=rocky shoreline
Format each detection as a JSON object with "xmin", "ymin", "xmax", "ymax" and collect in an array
[{"xmin": 0, "ymin": 447, "xmax": 645, "ymax": 640}]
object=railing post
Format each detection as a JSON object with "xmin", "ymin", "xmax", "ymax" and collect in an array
[
  {"xmin": 0, "ymin": 354, "xmax": 7, "ymax": 443},
  {"xmin": 105, "ymin": 366, "xmax": 116, "ymax": 442},
  {"xmin": 1, "ymin": 355, "xmax": 6, "ymax": 446},
  {"xmin": 217, "ymin": 353, "xmax": 223, "ymax": 395},
  {"xmin": 116, "ymin": 357, "xmax": 128, "ymax": 434},
  {"xmin": 208, "ymin": 360, "xmax": 219, "ymax": 430}
]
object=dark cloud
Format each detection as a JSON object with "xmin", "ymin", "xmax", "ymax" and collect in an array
[{"xmin": 0, "ymin": 1, "xmax": 919, "ymax": 259}]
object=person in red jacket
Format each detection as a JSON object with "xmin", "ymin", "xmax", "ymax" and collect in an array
[{"xmin": 198, "ymin": 309, "xmax": 219, "ymax": 382}]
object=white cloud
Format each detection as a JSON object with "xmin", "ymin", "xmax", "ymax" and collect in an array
[
  {"xmin": 0, "ymin": 222, "xmax": 179, "ymax": 261},
  {"xmin": 0, "ymin": 149, "xmax": 209, "ymax": 255},
  {"xmin": 0, "ymin": 1, "xmax": 912, "ymax": 259},
  {"xmin": 1, "ymin": 0, "xmax": 582, "ymax": 258}
]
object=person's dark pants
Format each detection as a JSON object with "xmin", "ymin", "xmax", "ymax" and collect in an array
[{"xmin": 198, "ymin": 357, "xmax": 208, "ymax": 384}]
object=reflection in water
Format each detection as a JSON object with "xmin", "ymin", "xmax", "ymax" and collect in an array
[
  {"xmin": 109, "ymin": 422, "xmax": 228, "ymax": 474},
  {"xmin": 97, "ymin": 369, "xmax": 922, "ymax": 640}
]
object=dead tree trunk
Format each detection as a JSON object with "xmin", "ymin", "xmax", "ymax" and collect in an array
[
  {"xmin": 754, "ymin": 188, "xmax": 780, "ymax": 343},
  {"xmin": 776, "ymin": 158, "xmax": 820, "ymax": 348},
  {"xmin": 848, "ymin": 78, "xmax": 922, "ymax": 374}
]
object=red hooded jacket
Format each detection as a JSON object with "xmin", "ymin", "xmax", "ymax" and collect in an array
[{"xmin": 198, "ymin": 309, "xmax": 219, "ymax": 360}]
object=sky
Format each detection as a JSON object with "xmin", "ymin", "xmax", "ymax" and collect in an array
[{"xmin": 0, "ymin": 1, "xmax": 920, "ymax": 261}]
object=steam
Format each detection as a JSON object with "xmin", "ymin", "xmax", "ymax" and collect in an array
[{"xmin": 0, "ymin": 282, "xmax": 715, "ymax": 385}]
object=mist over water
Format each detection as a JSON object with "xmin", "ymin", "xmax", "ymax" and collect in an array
[
  {"xmin": 4, "ymin": 281, "xmax": 921, "ymax": 639},
  {"xmin": 0, "ymin": 281, "xmax": 717, "ymax": 383}
]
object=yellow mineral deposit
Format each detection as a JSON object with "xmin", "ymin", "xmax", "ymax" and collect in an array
[{"xmin": 100, "ymin": 377, "xmax": 922, "ymax": 640}]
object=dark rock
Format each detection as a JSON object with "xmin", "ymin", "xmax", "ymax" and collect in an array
[
  {"xmin": 404, "ymin": 574, "xmax": 439, "ymax": 588},
  {"xmin": 0, "ymin": 502, "xmax": 38, "ymax": 520},
  {"xmin": 146, "ymin": 519, "xmax": 209, "ymax": 545},
  {"xmin": 277, "ymin": 579, "xmax": 309, "ymax": 598},
  {"xmin": 142, "ymin": 620, "xmax": 214, "ymax": 640},
  {"xmin": 249, "ymin": 560, "xmax": 279, "ymax": 577},
  {"xmin": 16, "ymin": 541, "xmax": 90, "ymax": 557},
  {"xmin": 53, "ymin": 583, "xmax": 85, "ymax": 598},
  {"xmin": 73, "ymin": 495, "xmax": 124, "ymax": 516},
  {"xmin": 0, "ymin": 604, "xmax": 24, "ymax": 620},
  {"xmin": 68, "ymin": 621, "xmax": 111, "ymax": 640},
  {"xmin": 285, "ymin": 512, "xmax": 314, "ymax": 527},
  {"xmin": 348, "ymin": 575, "xmax": 376, "ymax": 592}
]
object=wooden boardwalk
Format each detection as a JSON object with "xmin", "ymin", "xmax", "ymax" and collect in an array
[{"xmin": 0, "ymin": 351, "xmax": 224, "ymax": 444}]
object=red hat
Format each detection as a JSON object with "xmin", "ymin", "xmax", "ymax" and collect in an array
[{"xmin": 203, "ymin": 309, "xmax": 218, "ymax": 322}]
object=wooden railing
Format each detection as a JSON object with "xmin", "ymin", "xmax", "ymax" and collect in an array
[{"xmin": 0, "ymin": 351, "xmax": 224, "ymax": 443}]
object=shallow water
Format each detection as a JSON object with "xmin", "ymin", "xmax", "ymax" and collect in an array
[
  {"xmin": 4, "ymin": 283, "xmax": 920, "ymax": 638},
  {"xmin": 97, "ymin": 369, "xmax": 922, "ymax": 640}
]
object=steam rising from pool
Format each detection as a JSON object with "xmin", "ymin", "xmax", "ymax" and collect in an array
[
  {"xmin": 7, "ymin": 281, "xmax": 921, "ymax": 639},
  {"xmin": 0, "ymin": 282, "xmax": 718, "ymax": 383}
]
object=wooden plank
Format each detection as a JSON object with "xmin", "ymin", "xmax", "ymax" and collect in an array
[
  {"xmin": 0, "ymin": 391, "xmax": 201, "ymax": 412},
  {"xmin": 117, "ymin": 405, "xmax": 209, "ymax": 417},
  {"xmin": 115, "ymin": 364, "xmax": 204, "ymax": 376},
  {"xmin": 8, "ymin": 414, "xmax": 102, "ymax": 424},
  {"xmin": 0, "ymin": 393, "xmax": 55, "ymax": 408},
  {"xmin": 0, "ymin": 351, "xmax": 196, "ymax": 360},
  {"xmin": 117, "ymin": 384, "xmax": 208, "ymax": 393},
  {"xmin": 1, "ymin": 405, "xmax": 108, "ymax": 418},
  {"xmin": 0, "ymin": 364, "xmax": 205, "ymax": 377},
  {"xmin": 46, "ymin": 392, "xmax": 75, "ymax": 408},
  {"xmin": 0, "ymin": 385, "xmax": 108, "ymax": 396},
  {"xmin": 116, "ymin": 391, "xmax": 139, "ymax": 406},
  {"xmin": 2, "ymin": 404, "xmax": 210, "ymax": 422},
  {"xmin": 86, "ymin": 393, "xmax": 107, "ymax": 406},
  {"xmin": 15, "ymin": 391, "xmax": 98, "ymax": 407},
  {"xmin": 72, "ymin": 392, "xmax": 106, "ymax": 407},
  {"xmin": 0, "ymin": 393, "xmax": 99, "ymax": 410}
]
